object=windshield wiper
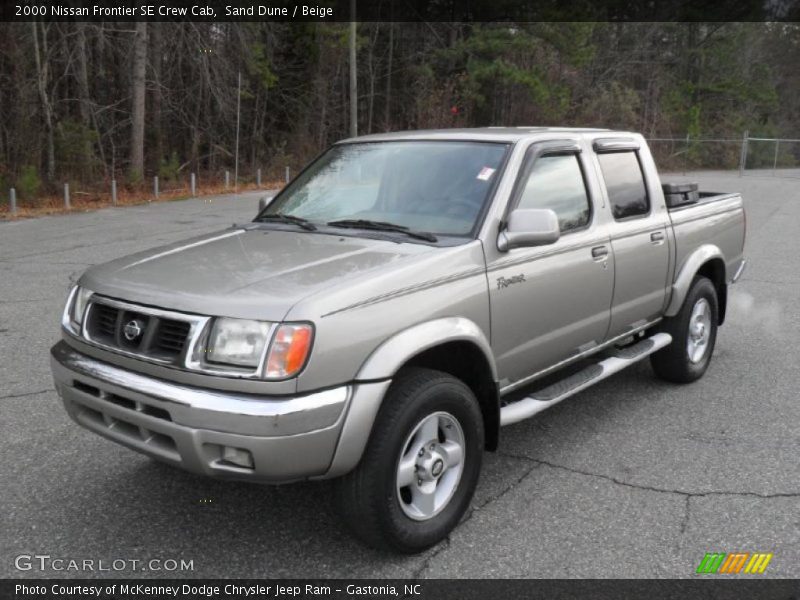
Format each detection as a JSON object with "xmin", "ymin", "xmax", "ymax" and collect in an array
[
  {"xmin": 255, "ymin": 213, "xmax": 317, "ymax": 231},
  {"xmin": 326, "ymin": 219, "xmax": 437, "ymax": 243}
]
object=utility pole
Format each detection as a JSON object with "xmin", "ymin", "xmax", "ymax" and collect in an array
[
  {"xmin": 234, "ymin": 70, "xmax": 241, "ymax": 192},
  {"xmin": 349, "ymin": 0, "xmax": 357, "ymax": 138}
]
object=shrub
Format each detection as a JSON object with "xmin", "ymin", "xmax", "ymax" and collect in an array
[
  {"xmin": 127, "ymin": 168, "xmax": 143, "ymax": 186},
  {"xmin": 56, "ymin": 120, "xmax": 100, "ymax": 181},
  {"xmin": 17, "ymin": 165, "xmax": 42, "ymax": 202},
  {"xmin": 158, "ymin": 152, "xmax": 181, "ymax": 182}
]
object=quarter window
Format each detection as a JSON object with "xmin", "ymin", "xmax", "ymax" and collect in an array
[
  {"xmin": 597, "ymin": 151, "xmax": 650, "ymax": 220},
  {"xmin": 516, "ymin": 154, "xmax": 591, "ymax": 233}
]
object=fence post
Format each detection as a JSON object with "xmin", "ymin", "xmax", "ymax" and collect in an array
[
  {"xmin": 256, "ymin": 168, "xmax": 261, "ymax": 187},
  {"xmin": 225, "ymin": 170, "xmax": 230, "ymax": 190},
  {"xmin": 285, "ymin": 166, "xmax": 290, "ymax": 184},
  {"xmin": 111, "ymin": 179, "xmax": 117, "ymax": 205},
  {"xmin": 683, "ymin": 134, "xmax": 690, "ymax": 176},
  {"xmin": 772, "ymin": 139, "xmax": 780, "ymax": 177},
  {"xmin": 64, "ymin": 183, "xmax": 70, "ymax": 209},
  {"xmin": 191, "ymin": 172, "xmax": 196, "ymax": 197},
  {"xmin": 153, "ymin": 176, "xmax": 159, "ymax": 199},
  {"xmin": 9, "ymin": 187, "xmax": 16, "ymax": 216},
  {"xmin": 739, "ymin": 130, "xmax": 749, "ymax": 177}
]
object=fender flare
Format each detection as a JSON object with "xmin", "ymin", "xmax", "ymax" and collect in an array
[
  {"xmin": 356, "ymin": 316, "xmax": 498, "ymax": 382},
  {"xmin": 323, "ymin": 318, "xmax": 499, "ymax": 477},
  {"xmin": 665, "ymin": 244, "xmax": 726, "ymax": 317}
]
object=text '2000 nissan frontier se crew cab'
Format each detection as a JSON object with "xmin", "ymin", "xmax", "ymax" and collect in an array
[{"xmin": 51, "ymin": 128, "xmax": 746, "ymax": 552}]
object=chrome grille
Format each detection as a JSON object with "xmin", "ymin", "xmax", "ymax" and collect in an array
[
  {"xmin": 82, "ymin": 296, "xmax": 204, "ymax": 365},
  {"xmin": 119, "ymin": 310, "xmax": 151, "ymax": 351},
  {"xmin": 155, "ymin": 320, "xmax": 192, "ymax": 354},
  {"xmin": 74, "ymin": 296, "xmax": 271, "ymax": 379},
  {"xmin": 89, "ymin": 303, "xmax": 119, "ymax": 341}
]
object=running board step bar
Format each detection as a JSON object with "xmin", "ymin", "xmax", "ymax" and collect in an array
[{"xmin": 500, "ymin": 332, "xmax": 673, "ymax": 427}]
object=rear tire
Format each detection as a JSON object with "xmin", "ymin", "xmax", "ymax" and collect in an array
[
  {"xmin": 333, "ymin": 367, "xmax": 483, "ymax": 553},
  {"xmin": 651, "ymin": 276, "xmax": 718, "ymax": 383}
]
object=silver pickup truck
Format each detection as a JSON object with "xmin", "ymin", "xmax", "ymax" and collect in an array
[{"xmin": 51, "ymin": 128, "xmax": 746, "ymax": 553}]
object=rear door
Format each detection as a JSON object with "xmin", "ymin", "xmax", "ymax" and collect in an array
[
  {"xmin": 487, "ymin": 140, "xmax": 614, "ymax": 388},
  {"xmin": 592, "ymin": 139, "xmax": 670, "ymax": 338}
]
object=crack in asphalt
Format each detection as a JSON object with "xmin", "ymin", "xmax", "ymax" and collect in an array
[
  {"xmin": 0, "ymin": 389, "xmax": 54, "ymax": 400},
  {"xmin": 463, "ymin": 462, "xmax": 542, "ymax": 525},
  {"xmin": 407, "ymin": 438, "xmax": 800, "ymax": 578},
  {"xmin": 411, "ymin": 538, "xmax": 451, "ymax": 581},
  {"xmin": 679, "ymin": 495, "xmax": 692, "ymax": 535},
  {"xmin": 668, "ymin": 495, "xmax": 695, "ymax": 554},
  {"xmin": 412, "ymin": 457, "xmax": 541, "ymax": 579},
  {"xmin": 498, "ymin": 452, "xmax": 800, "ymax": 500}
]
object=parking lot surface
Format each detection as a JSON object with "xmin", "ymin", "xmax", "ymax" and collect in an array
[{"xmin": 1, "ymin": 173, "xmax": 798, "ymax": 578}]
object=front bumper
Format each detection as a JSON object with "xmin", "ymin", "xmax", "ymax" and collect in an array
[{"xmin": 50, "ymin": 341, "xmax": 390, "ymax": 483}]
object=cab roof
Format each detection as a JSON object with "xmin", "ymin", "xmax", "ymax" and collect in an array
[{"xmin": 338, "ymin": 127, "xmax": 635, "ymax": 144}]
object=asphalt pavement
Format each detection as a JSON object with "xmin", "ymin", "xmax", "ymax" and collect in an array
[{"xmin": 1, "ymin": 174, "xmax": 798, "ymax": 578}]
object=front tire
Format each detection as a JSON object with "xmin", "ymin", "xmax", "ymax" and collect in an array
[
  {"xmin": 651, "ymin": 276, "xmax": 719, "ymax": 383},
  {"xmin": 333, "ymin": 367, "xmax": 483, "ymax": 553}
]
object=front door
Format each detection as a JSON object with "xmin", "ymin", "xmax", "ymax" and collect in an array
[{"xmin": 487, "ymin": 142, "xmax": 614, "ymax": 390}]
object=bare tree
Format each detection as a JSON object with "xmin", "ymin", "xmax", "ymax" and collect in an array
[
  {"xmin": 129, "ymin": 21, "xmax": 147, "ymax": 179},
  {"xmin": 2, "ymin": 22, "xmax": 799, "ymax": 199},
  {"xmin": 150, "ymin": 23, "xmax": 163, "ymax": 170},
  {"xmin": 349, "ymin": 0, "xmax": 357, "ymax": 137},
  {"xmin": 384, "ymin": 21, "xmax": 393, "ymax": 130},
  {"xmin": 31, "ymin": 22, "xmax": 55, "ymax": 181}
]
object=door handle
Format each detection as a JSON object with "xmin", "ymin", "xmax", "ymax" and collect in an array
[
  {"xmin": 650, "ymin": 231, "xmax": 665, "ymax": 243},
  {"xmin": 591, "ymin": 245, "xmax": 609, "ymax": 259}
]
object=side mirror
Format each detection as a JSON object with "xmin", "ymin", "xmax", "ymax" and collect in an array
[
  {"xmin": 257, "ymin": 194, "xmax": 275, "ymax": 213},
  {"xmin": 497, "ymin": 208, "xmax": 560, "ymax": 252}
]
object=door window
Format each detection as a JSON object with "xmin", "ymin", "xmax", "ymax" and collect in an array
[
  {"xmin": 597, "ymin": 151, "xmax": 650, "ymax": 220},
  {"xmin": 516, "ymin": 154, "xmax": 591, "ymax": 233}
]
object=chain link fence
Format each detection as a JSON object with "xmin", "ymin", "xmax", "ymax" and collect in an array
[
  {"xmin": 646, "ymin": 134, "xmax": 800, "ymax": 179},
  {"xmin": 740, "ymin": 136, "xmax": 800, "ymax": 179}
]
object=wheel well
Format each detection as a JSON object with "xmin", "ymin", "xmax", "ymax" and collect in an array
[
  {"xmin": 697, "ymin": 259, "xmax": 727, "ymax": 325},
  {"xmin": 403, "ymin": 341, "xmax": 500, "ymax": 451}
]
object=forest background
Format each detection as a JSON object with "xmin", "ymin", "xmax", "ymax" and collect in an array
[{"xmin": 1, "ymin": 22, "xmax": 798, "ymax": 208}]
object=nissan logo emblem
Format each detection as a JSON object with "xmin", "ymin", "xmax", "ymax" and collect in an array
[{"xmin": 123, "ymin": 319, "xmax": 144, "ymax": 341}]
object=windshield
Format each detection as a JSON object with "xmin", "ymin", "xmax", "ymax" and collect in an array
[{"xmin": 262, "ymin": 141, "xmax": 509, "ymax": 237}]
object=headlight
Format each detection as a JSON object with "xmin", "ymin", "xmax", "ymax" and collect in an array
[
  {"xmin": 63, "ymin": 285, "xmax": 93, "ymax": 333},
  {"xmin": 206, "ymin": 318, "xmax": 272, "ymax": 368},
  {"xmin": 204, "ymin": 319, "xmax": 313, "ymax": 378},
  {"xmin": 265, "ymin": 323, "xmax": 314, "ymax": 379}
]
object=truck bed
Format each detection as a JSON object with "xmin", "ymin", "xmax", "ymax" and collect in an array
[
  {"xmin": 667, "ymin": 191, "xmax": 741, "ymax": 213},
  {"xmin": 667, "ymin": 189, "xmax": 746, "ymax": 287}
]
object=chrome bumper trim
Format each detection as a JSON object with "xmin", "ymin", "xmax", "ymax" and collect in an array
[
  {"xmin": 51, "ymin": 341, "xmax": 390, "ymax": 482},
  {"xmin": 51, "ymin": 341, "xmax": 347, "ymax": 436}
]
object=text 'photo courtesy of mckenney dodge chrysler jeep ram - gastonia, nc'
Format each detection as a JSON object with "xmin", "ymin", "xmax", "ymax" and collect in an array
[{"xmin": 51, "ymin": 127, "xmax": 746, "ymax": 553}]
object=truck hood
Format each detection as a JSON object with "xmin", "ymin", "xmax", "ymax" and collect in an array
[{"xmin": 80, "ymin": 227, "xmax": 437, "ymax": 321}]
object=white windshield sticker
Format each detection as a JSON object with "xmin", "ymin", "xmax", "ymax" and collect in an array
[{"xmin": 477, "ymin": 167, "xmax": 496, "ymax": 181}]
